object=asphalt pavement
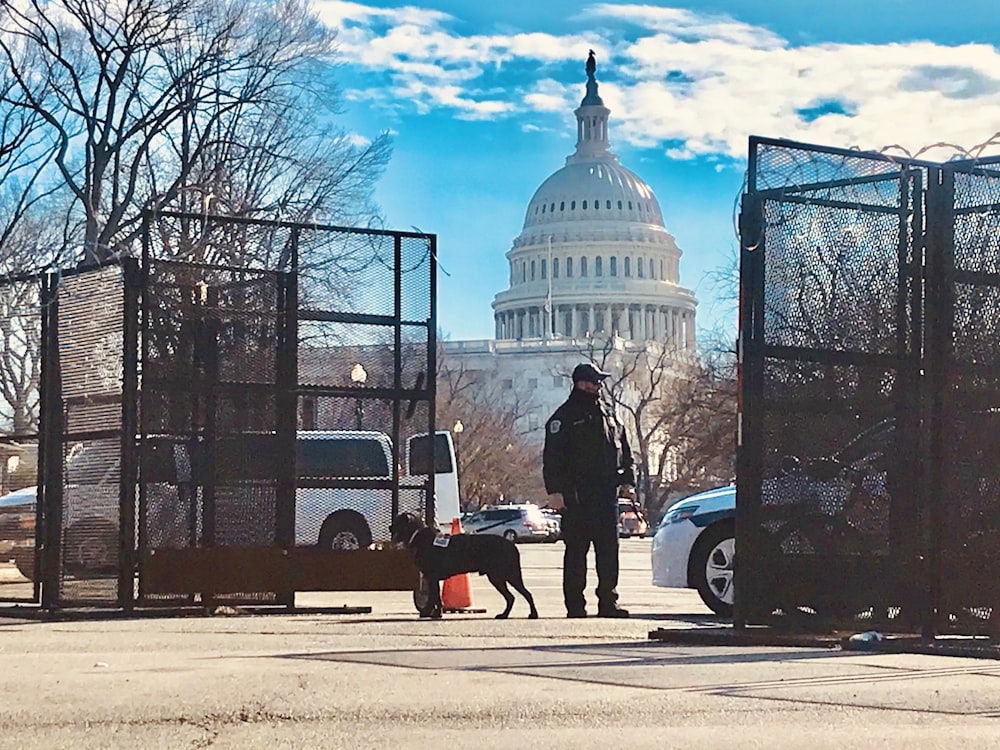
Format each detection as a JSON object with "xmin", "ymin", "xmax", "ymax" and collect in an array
[{"xmin": 2, "ymin": 539, "xmax": 1000, "ymax": 749}]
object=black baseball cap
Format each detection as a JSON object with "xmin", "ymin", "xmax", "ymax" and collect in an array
[{"xmin": 572, "ymin": 362, "xmax": 610, "ymax": 383}]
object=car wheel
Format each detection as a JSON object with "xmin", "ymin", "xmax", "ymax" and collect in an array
[
  {"xmin": 318, "ymin": 511, "xmax": 373, "ymax": 551},
  {"xmin": 64, "ymin": 520, "xmax": 118, "ymax": 574},
  {"xmin": 690, "ymin": 522, "xmax": 735, "ymax": 617},
  {"xmin": 13, "ymin": 547, "xmax": 35, "ymax": 582},
  {"xmin": 503, "ymin": 529, "xmax": 517, "ymax": 542}
]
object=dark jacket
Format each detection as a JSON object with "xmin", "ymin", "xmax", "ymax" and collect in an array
[{"xmin": 543, "ymin": 389, "xmax": 635, "ymax": 500}]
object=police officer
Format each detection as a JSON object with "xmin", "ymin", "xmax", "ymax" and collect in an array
[{"xmin": 543, "ymin": 362, "xmax": 635, "ymax": 618}]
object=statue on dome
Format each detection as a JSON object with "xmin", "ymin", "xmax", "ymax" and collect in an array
[{"xmin": 582, "ymin": 49, "xmax": 602, "ymax": 105}]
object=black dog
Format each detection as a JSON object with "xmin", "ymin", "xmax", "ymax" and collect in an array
[{"xmin": 390, "ymin": 512, "xmax": 538, "ymax": 620}]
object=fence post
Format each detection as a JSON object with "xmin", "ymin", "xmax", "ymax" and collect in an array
[
  {"xmin": 119, "ymin": 258, "xmax": 141, "ymax": 611},
  {"xmin": 39, "ymin": 272, "xmax": 63, "ymax": 609}
]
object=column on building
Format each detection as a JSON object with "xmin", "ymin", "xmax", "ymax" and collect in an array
[{"xmin": 685, "ymin": 311, "xmax": 695, "ymax": 349}]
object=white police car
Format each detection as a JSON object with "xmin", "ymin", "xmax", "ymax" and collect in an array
[{"xmin": 651, "ymin": 485, "xmax": 735, "ymax": 616}]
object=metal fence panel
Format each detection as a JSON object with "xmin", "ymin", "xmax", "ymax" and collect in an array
[
  {"xmin": 139, "ymin": 249, "xmax": 288, "ymax": 604},
  {"xmin": 934, "ymin": 164, "xmax": 1000, "ymax": 634},
  {"xmin": 739, "ymin": 138, "xmax": 924, "ymax": 630},
  {"xmin": 52, "ymin": 266, "xmax": 127, "ymax": 606}
]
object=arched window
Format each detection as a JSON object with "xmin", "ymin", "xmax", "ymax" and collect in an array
[
  {"xmin": 580, "ymin": 257, "xmax": 588, "ymax": 277},
  {"xmin": 628, "ymin": 201, "xmax": 633, "ymax": 210},
  {"xmin": 541, "ymin": 259, "xmax": 547, "ymax": 279},
  {"xmin": 571, "ymin": 200, "xmax": 576, "ymax": 210},
  {"xmin": 624, "ymin": 257, "xmax": 631, "ymax": 277},
  {"xmin": 617, "ymin": 200, "xmax": 623, "ymax": 209},
  {"xmin": 531, "ymin": 260, "xmax": 536, "ymax": 280},
  {"xmin": 660, "ymin": 259, "xmax": 665, "ymax": 280},
  {"xmin": 594, "ymin": 199, "xmax": 600, "ymax": 210},
  {"xmin": 560, "ymin": 202, "xmax": 565, "ymax": 211},
  {"xmin": 637, "ymin": 257, "xmax": 644, "ymax": 278},
  {"xmin": 649, "ymin": 259, "xmax": 655, "ymax": 279},
  {"xmin": 541, "ymin": 204, "xmax": 546, "ymax": 213},
  {"xmin": 553, "ymin": 258, "xmax": 560, "ymax": 278},
  {"xmin": 610, "ymin": 257, "xmax": 617, "ymax": 276},
  {"xmin": 606, "ymin": 200, "xmax": 612, "ymax": 209},
  {"xmin": 582, "ymin": 200, "xmax": 588, "ymax": 209},
  {"xmin": 550, "ymin": 203, "xmax": 555, "ymax": 212},
  {"xmin": 522, "ymin": 261, "xmax": 527, "ymax": 282},
  {"xmin": 595, "ymin": 256, "xmax": 603, "ymax": 276},
  {"xmin": 566, "ymin": 257, "xmax": 574, "ymax": 278}
]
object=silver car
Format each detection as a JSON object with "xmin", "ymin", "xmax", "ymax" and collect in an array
[{"xmin": 461, "ymin": 504, "xmax": 550, "ymax": 543}]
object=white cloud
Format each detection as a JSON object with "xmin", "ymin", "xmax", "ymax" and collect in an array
[
  {"xmin": 317, "ymin": 1, "xmax": 1000, "ymax": 159},
  {"xmin": 343, "ymin": 132, "xmax": 372, "ymax": 147}
]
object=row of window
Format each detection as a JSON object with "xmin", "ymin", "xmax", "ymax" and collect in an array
[
  {"xmin": 516, "ymin": 255, "xmax": 667, "ymax": 283},
  {"xmin": 535, "ymin": 198, "xmax": 652, "ymax": 216}
]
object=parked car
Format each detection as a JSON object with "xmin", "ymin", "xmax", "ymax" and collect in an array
[
  {"xmin": 461, "ymin": 504, "xmax": 550, "ymax": 542},
  {"xmin": 651, "ymin": 485, "xmax": 735, "ymax": 616},
  {"xmin": 0, "ymin": 485, "xmax": 36, "ymax": 580},
  {"xmin": 651, "ymin": 420, "xmax": 902, "ymax": 618},
  {"xmin": 617, "ymin": 501, "xmax": 648, "ymax": 538},
  {"xmin": 540, "ymin": 508, "xmax": 562, "ymax": 542}
]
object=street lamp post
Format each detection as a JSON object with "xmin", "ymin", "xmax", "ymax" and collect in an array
[
  {"xmin": 453, "ymin": 419, "xmax": 464, "ymax": 505},
  {"xmin": 350, "ymin": 363, "xmax": 367, "ymax": 430}
]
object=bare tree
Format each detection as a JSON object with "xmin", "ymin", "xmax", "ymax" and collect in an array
[
  {"xmin": 0, "ymin": 0, "xmax": 392, "ymax": 433},
  {"xmin": 573, "ymin": 335, "xmax": 736, "ymax": 520},
  {"xmin": 436, "ymin": 349, "xmax": 545, "ymax": 509},
  {"xmin": 0, "ymin": 0, "xmax": 390, "ymax": 266}
]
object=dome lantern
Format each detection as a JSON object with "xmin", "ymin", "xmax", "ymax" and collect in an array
[{"xmin": 569, "ymin": 50, "xmax": 613, "ymax": 165}]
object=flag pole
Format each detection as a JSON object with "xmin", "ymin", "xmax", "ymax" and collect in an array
[{"xmin": 546, "ymin": 235, "xmax": 553, "ymax": 340}]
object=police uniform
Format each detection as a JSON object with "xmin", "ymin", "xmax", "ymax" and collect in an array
[{"xmin": 543, "ymin": 363, "xmax": 635, "ymax": 618}]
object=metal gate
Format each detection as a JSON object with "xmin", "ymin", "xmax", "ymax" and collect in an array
[
  {"xmin": 1, "ymin": 212, "xmax": 435, "ymax": 610},
  {"xmin": 738, "ymin": 136, "xmax": 1000, "ymax": 636}
]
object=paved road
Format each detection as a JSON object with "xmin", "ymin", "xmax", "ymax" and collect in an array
[{"xmin": 2, "ymin": 539, "xmax": 1000, "ymax": 749}]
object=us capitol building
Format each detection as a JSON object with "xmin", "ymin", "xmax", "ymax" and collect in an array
[{"xmin": 441, "ymin": 53, "xmax": 698, "ymax": 438}]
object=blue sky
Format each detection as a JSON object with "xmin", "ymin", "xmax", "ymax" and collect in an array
[{"xmin": 316, "ymin": 1, "xmax": 1000, "ymax": 342}]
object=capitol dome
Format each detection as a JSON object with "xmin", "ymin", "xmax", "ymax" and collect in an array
[
  {"xmin": 522, "ymin": 161, "xmax": 663, "ymax": 232},
  {"xmin": 492, "ymin": 52, "xmax": 697, "ymax": 347}
]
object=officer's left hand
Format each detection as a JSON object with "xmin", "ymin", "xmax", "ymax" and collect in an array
[{"xmin": 619, "ymin": 485, "xmax": 635, "ymax": 500}]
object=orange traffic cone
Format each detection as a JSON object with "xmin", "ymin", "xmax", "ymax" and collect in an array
[{"xmin": 441, "ymin": 516, "xmax": 476, "ymax": 611}]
